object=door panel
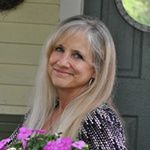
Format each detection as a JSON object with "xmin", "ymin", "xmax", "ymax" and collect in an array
[
  {"xmin": 0, "ymin": 114, "xmax": 23, "ymax": 140},
  {"xmin": 84, "ymin": 0, "xmax": 150, "ymax": 150}
]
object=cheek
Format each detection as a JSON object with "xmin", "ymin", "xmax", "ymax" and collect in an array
[
  {"xmin": 48, "ymin": 54, "xmax": 55, "ymax": 73},
  {"xmin": 48, "ymin": 53, "xmax": 57, "ymax": 66},
  {"xmin": 73, "ymin": 62, "xmax": 94, "ymax": 76},
  {"xmin": 84, "ymin": 64, "xmax": 95, "ymax": 77}
]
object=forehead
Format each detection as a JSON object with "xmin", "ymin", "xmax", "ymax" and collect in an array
[
  {"xmin": 57, "ymin": 30, "xmax": 90, "ymax": 47},
  {"xmin": 58, "ymin": 31, "xmax": 91, "ymax": 53}
]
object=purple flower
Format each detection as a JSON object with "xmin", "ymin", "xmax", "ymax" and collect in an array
[
  {"xmin": 56, "ymin": 137, "xmax": 73, "ymax": 150},
  {"xmin": 16, "ymin": 127, "xmax": 47, "ymax": 149},
  {"xmin": 44, "ymin": 137, "xmax": 73, "ymax": 150},
  {"xmin": 17, "ymin": 127, "xmax": 33, "ymax": 140},
  {"xmin": 43, "ymin": 141, "xmax": 56, "ymax": 150},
  {"xmin": 17, "ymin": 127, "xmax": 33, "ymax": 149},
  {"xmin": 0, "ymin": 138, "xmax": 11, "ymax": 150},
  {"xmin": 72, "ymin": 141, "xmax": 86, "ymax": 149},
  {"xmin": 34, "ymin": 129, "xmax": 46, "ymax": 134}
]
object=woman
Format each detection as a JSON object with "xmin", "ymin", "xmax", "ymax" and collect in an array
[{"xmin": 12, "ymin": 15, "xmax": 127, "ymax": 149}]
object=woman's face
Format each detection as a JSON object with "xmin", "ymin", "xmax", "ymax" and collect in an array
[{"xmin": 48, "ymin": 32, "xmax": 95, "ymax": 91}]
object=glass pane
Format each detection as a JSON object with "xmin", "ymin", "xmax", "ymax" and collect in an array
[{"xmin": 122, "ymin": 0, "xmax": 150, "ymax": 26}]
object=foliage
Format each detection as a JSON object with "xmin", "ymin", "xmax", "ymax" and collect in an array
[
  {"xmin": 0, "ymin": 127, "xmax": 89, "ymax": 150},
  {"xmin": 122, "ymin": 0, "xmax": 150, "ymax": 26},
  {"xmin": 0, "ymin": 0, "xmax": 24, "ymax": 11}
]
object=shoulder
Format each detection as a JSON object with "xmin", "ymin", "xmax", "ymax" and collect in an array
[
  {"xmin": 79, "ymin": 103, "xmax": 127, "ymax": 150},
  {"xmin": 80, "ymin": 103, "xmax": 124, "ymax": 132}
]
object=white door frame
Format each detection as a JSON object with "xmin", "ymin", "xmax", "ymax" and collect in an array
[{"xmin": 59, "ymin": 0, "xmax": 84, "ymax": 21}]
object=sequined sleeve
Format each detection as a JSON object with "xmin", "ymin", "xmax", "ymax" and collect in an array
[{"xmin": 78, "ymin": 104, "xmax": 127, "ymax": 150}]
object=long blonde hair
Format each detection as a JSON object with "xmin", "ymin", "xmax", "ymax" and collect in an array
[{"xmin": 24, "ymin": 15, "xmax": 116, "ymax": 138}]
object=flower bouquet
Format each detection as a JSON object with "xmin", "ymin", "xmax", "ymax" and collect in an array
[{"xmin": 0, "ymin": 127, "xmax": 89, "ymax": 150}]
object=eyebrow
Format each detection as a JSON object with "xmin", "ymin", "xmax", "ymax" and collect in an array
[
  {"xmin": 72, "ymin": 49, "xmax": 83, "ymax": 54},
  {"xmin": 55, "ymin": 44, "xmax": 64, "ymax": 48}
]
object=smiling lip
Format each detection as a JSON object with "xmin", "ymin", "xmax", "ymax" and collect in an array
[{"xmin": 53, "ymin": 68, "xmax": 72, "ymax": 77}]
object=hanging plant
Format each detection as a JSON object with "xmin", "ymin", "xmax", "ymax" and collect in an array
[{"xmin": 0, "ymin": 0, "xmax": 24, "ymax": 11}]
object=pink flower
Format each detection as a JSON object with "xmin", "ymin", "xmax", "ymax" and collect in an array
[
  {"xmin": 16, "ymin": 127, "xmax": 46, "ymax": 149},
  {"xmin": 56, "ymin": 137, "xmax": 73, "ymax": 150},
  {"xmin": 34, "ymin": 129, "xmax": 46, "ymax": 134},
  {"xmin": 0, "ymin": 138, "xmax": 11, "ymax": 150},
  {"xmin": 43, "ymin": 141, "xmax": 56, "ymax": 150},
  {"xmin": 17, "ymin": 127, "xmax": 33, "ymax": 149},
  {"xmin": 44, "ymin": 137, "xmax": 73, "ymax": 150},
  {"xmin": 72, "ymin": 141, "xmax": 86, "ymax": 149},
  {"xmin": 17, "ymin": 127, "xmax": 33, "ymax": 140}
]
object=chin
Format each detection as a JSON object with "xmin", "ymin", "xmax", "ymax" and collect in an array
[{"xmin": 51, "ymin": 80, "xmax": 68, "ymax": 88}]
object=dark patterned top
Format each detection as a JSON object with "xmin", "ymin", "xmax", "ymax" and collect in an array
[
  {"xmin": 9, "ymin": 104, "xmax": 127, "ymax": 150},
  {"xmin": 78, "ymin": 103, "xmax": 127, "ymax": 150}
]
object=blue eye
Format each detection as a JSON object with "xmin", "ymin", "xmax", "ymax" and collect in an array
[
  {"xmin": 55, "ymin": 46, "xmax": 64, "ymax": 52},
  {"xmin": 72, "ymin": 52, "xmax": 84, "ymax": 60}
]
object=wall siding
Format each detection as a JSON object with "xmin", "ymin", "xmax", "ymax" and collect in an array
[{"xmin": 0, "ymin": 0, "xmax": 60, "ymax": 114}]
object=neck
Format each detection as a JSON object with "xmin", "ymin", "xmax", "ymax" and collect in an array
[{"xmin": 56, "ymin": 86, "xmax": 88, "ymax": 111}]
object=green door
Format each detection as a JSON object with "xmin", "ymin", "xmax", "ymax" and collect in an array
[
  {"xmin": 84, "ymin": 0, "xmax": 150, "ymax": 150},
  {"xmin": 0, "ymin": 114, "xmax": 23, "ymax": 140}
]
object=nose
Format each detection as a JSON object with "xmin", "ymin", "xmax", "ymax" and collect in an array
[{"xmin": 57, "ymin": 54, "xmax": 71, "ymax": 67}]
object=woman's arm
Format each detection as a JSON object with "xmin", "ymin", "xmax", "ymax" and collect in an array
[{"xmin": 79, "ymin": 104, "xmax": 127, "ymax": 150}]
